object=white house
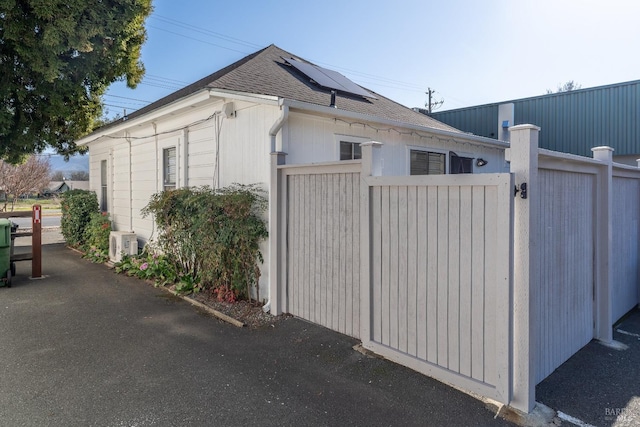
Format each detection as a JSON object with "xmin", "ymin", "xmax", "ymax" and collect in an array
[
  {"xmin": 77, "ymin": 44, "xmax": 507, "ymax": 304},
  {"xmin": 76, "ymin": 44, "xmax": 640, "ymax": 413}
]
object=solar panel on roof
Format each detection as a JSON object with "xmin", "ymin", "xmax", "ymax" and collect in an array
[{"xmin": 284, "ymin": 57, "xmax": 377, "ymax": 99}]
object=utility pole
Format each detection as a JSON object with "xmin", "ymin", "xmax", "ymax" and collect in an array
[{"xmin": 425, "ymin": 87, "xmax": 444, "ymax": 114}]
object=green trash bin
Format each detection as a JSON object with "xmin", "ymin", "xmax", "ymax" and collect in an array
[{"xmin": 0, "ymin": 218, "xmax": 11, "ymax": 287}]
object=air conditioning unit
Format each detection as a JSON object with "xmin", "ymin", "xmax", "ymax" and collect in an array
[{"xmin": 109, "ymin": 231, "xmax": 138, "ymax": 263}]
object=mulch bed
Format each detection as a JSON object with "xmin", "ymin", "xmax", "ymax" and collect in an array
[{"xmin": 188, "ymin": 289, "xmax": 287, "ymax": 328}]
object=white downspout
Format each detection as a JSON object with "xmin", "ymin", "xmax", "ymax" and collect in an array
[{"xmin": 264, "ymin": 102, "xmax": 288, "ymax": 313}]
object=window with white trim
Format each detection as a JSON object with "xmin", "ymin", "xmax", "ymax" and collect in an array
[
  {"xmin": 163, "ymin": 147, "xmax": 176, "ymax": 191},
  {"xmin": 410, "ymin": 150, "xmax": 445, "ymax": 175},
  {"xmin": 449, "ymin": 153, "xmax": 474, "ymax": 174},
  {"xmin": 340, "ymin": 141, "xmax": 362, "ymax": 160},
  {"xmin": 100, "ymin": 159, "xmax": 108, "ymax": 211}
]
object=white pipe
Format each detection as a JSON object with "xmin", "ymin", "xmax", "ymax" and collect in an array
[
  {"xmin": 268, "ymin": 102, "xmax": 289, "ymax": 151},
  {"xmin": 264, "ymin": 102, "xmax": 288, "ymax": 313}
]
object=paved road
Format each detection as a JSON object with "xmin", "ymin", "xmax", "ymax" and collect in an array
[
  {"xmin": 0, "ymin": 244, "xmax": 515, "ymax": 427},
  {"xmin": 11, "ymin": 214, "xmax": 61, "ymax": 229}
]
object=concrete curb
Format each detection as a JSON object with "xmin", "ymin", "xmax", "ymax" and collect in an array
[{"xmin": 160, "ymin": 285, "xmax": 246, "ymax": 328}]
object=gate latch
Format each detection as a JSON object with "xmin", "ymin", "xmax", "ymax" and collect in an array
[{"xmin": 514, "ymin": 182, "xmax": 528, "ymax": 199}]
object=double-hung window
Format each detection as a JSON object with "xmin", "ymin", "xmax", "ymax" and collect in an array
[{"xmin": 163, "ymin": 147, "xmax": 176, "ymax": 191}]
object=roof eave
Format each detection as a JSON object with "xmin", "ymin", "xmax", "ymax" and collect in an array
[{"xmin": 77, "ymin": 89, "xmax": 215, "ymax": 145}]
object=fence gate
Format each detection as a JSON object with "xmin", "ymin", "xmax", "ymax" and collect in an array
[
  {"xmin": 361, "ymin": 173, "xmax": 513, "ymax": 404},
  {"xmin": 283, "ymin": 163, "xmax": 361, "ymax": 339}
]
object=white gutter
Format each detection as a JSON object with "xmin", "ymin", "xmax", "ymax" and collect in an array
[
  {"xmin": 208, "ymin": 89, "xmax": 280, "ymax": 106},
  {"xmin": 264, "ymin": 100, "xmax": 289, "ymax": 314},
  {"xmin": 282, "ymin": 98, "xmax": 510, "ymax": 149}
]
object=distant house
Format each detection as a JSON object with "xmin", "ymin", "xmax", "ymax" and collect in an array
[
  {"xmin": 45, "ymin": 180, "xmax": 90, "ymax": 196},
  {"xmin": 427, "ymin": 80, "xmax": 640, "ymax": 165}
]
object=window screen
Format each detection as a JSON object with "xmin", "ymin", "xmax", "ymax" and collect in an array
[
  {"xmin": 450, "ymin": 154, "xmax": 473, "ymax": 174},
  {"xmin": 163, "ymin": 147, "xmax": 176, "ymax": 191},
  {"xmin": 340, "ymin": 141, "xmax": 362, "ymax": 160},
  {"xmin": 100, "ymin": 160, "xmax": 108, "ymax": 211},
  {"xmin": 410, "ymin": 150, "xmax": 445, "ymax": 175}
]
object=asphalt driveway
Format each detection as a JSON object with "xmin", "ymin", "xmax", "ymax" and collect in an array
[{"xmin": 0, "ymin": 243, "xmax": 515, "ymax": 427}]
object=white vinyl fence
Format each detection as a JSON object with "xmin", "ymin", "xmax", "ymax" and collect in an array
[{"xmin": 271, "ymin": 128, "xmax": 640, "ymax": 414}]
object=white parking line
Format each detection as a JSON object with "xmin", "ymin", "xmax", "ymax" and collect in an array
[
  {"xmin": 557, "ymin": 411, "xmax": 597, "ymax": 427},
  {"xmin": 616, "ymin": 329, "xmax": 640, "ymax": 339}
]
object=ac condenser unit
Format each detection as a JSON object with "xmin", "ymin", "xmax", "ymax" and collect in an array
[{"xmin": 109, "ymin": 231, "xmax": 138, "ymax": 263}]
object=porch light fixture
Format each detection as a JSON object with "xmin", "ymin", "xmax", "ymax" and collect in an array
[{"xmin": 476, "ymin": 158, "xmax": 488, "ymax": 167}]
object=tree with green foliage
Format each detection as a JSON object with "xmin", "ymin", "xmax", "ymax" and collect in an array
[
  {"xmin": 0, "ymin": 0, "xmax": 153, "ymax": 163},
  {"xmin": 546, "ymin": 80, "xmax": 582, "ymax": 94}
]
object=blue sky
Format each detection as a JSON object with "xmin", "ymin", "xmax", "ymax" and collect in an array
[{"xmin": 103, "ymin": 0, "xmax": 640, "ymax": 118}]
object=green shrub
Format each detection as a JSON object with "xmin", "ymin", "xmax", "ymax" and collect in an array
[
  {"xmin": 114, "ymin": 247, "xmax": 178, "ymax": 287},
  {"xmin": 141, "ymin": 184, "xmax": 268, "ymax": 301},
  {"xmin": 82, "ymin": 212, "xmax": 111, "ymax": 263},
  {"xmin": 60, "ymin": 190, "xmax": 100, "ymax": 247}
]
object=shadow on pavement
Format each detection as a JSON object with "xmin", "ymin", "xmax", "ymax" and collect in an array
[{"xmin": 537, "ymin": 309, "xmax": 640, "ymax": 426}]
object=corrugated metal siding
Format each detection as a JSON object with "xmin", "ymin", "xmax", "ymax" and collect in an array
[
  {"xmin": 535, "ymin": 169, "xmax": 595, "ymax": 383},
  {"xmin": 432, "ymin": 81, "xmax": 640, "ymax": 157},
  {"xmin": 429, "ymin": 106, "xmax": 499, "ymax": 140},
  {"xmin": 612, "ymin": 175, "xmax": 640, "ymax": 321}
]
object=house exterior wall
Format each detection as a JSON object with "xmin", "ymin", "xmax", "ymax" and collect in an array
[
  {"xmin": 87, "ymin": 99, "xmax": 507, "ymax": 309},
  {"xmin": 285, "ymin": 112, "xmax": 507, "ymax": 174}
]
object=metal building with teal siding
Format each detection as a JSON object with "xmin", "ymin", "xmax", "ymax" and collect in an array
[{"xmin": 430, "ymin": 80, "xmax": 640, "ymax": 164}]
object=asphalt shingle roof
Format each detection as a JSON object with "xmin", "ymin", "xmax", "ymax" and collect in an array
[{"xmin": 96, "ymin": 44, "xmax": 461, "ymax": 134}]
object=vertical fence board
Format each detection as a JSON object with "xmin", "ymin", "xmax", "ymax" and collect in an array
[
  {"xmin": 381, "ymin": 186, "xmax": 391, "ymax": 346},
  {"xmin": 398, "ymin": 186, "xmax": 409, "ymax": 353},
  {"xmin": 352, "ymin": 175, "xmax": 361, "ymax": 337},
  {"xmin": 483, "ymin": 186, "xmax": 498, "ymax": 387},
  {"xmin": 389, "ymin": 186, "xmax": 399, "ymax": 349},
  {"xmin": 471, "ymin": 186, "xmax": 486, "ymax": 382},
  {"xmin": 448, "ymin": 186, "xmax": 461, "ymax": 372},
  {"xmin": 437, "ymin": 186, "xmax": 450, "ymax": 366},
  {"xmin": 426, "ymin": 186, "xmax": 439, "ymax": 364},
  {"xmin": 407, "ymin": 187, "xmax": 418, "ymax": 357},
  {"xmin": 459, "ymin": 186, "xmax": 473, "ymax": 377},
  {"xmin": 416, "ymin": 187, "xmax": 428, "ymax": 360},
  {"xmin": 372, "ymin": 187, "xmax": 382, "ymax": 342},
  {"xmin": 319, "ymin": 174, "xmax": 328, "ymax": 326}
]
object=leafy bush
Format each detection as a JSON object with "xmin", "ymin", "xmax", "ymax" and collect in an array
[
  {"xmin": 141, "ymin": 184, "xmax": 268, "ymax": 301},
  {"xmin": 82, "ymin": 212, "xmax": 111, "ymax": 263},
  {"xmin": 60, "ymin": 190, "xmax": 99, "ymax": 247},
  {"xmin": 114, "ymin": 247, "xmax": 178, "ymax": 287}
]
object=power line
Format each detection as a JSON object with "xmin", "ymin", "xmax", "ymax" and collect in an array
[
  {"xmin": 146, "ymin": 15, "xmax": 426, "ymax": 94},
  {"xmin": 104, "ymin": 94, "xmax": 152, "ymax": 104},
  {"xmin": 145, "ymin": 73, "xmax": 190, "ymax": 85},
  {"xmin": 148, "ymin": 25, "xmax": 252, "ymax": 55},
  {"xmin": 151, "ymin": 14, "xmax": 262, "ymax": 49}
]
